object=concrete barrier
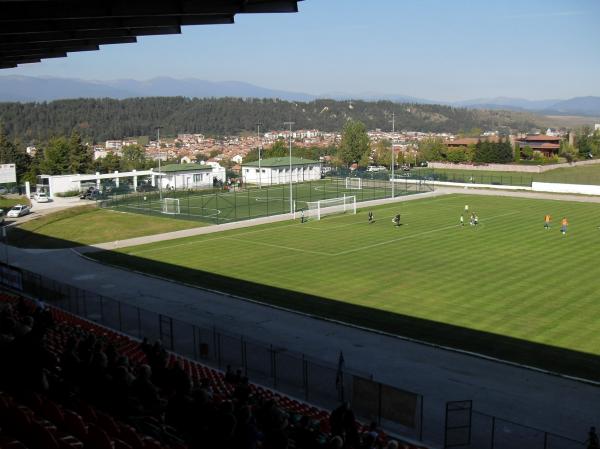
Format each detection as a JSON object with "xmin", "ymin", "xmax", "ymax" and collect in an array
[{"xmin": 532, "ymin": 182, "xmax": 600, "ymax": 196}]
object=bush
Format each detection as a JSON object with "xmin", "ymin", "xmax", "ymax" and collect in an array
[{"xmin": 54, "ymin": 190, "xmax": 81, "ymax": 197}]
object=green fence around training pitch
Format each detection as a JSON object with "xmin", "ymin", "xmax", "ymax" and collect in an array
[{"xmin": 99, "ymin": 177, "xmax": 433, "ymax": 225}]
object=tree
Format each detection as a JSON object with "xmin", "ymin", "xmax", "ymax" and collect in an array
[
  {"xmin": 372, "ymin": 139, "xmax": 392, "ymax": 167},
  {"xmin": 67, "ymin": 133, "xmax": 94, "ymax": 174},
  {"xmin": 337, "ymin": 120, "xmax": 370, "ymax": 167},
  {"xmin": 418, "ymin": 138, "xmax": 445, "ymax": 161},
  {"xmin": 121, "ymin": 144, "xmax": 147, "ymax": 171},
  {"xmin": 39, "ymin": 137, "xmax": 71, "ymax": 175},
  {"xmin": 0, "ymin": 130, "xmax": 31, "ymax": 182}
]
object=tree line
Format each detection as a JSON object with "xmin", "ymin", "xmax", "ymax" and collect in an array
[
  {"xmin": 0, "ymin": 130, "xmax": 154, "ymax": 185},
  {"xmin": 0, "ymin": 97, "xmax": 542, "ymax": 143}
]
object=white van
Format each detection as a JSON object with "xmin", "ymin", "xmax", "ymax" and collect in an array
[{"xmin": 34, "ymin": 192, "xmax": 49, "ymax": 203}]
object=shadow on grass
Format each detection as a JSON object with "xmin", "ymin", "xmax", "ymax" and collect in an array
[{"xmin": 9, "ymin": 228, "xmax": 600, "ymax": 383}]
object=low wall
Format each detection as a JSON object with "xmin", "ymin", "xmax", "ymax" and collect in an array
[
  {"xmin": 428, "ymin": 159, "xmax": 600, "ymax": 174},
  {"xmin": 532, "ymin": 182, "xmax": 600, "ymax": 196}
]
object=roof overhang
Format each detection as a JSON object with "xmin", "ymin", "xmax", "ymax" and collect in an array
[{"xmin": 0, "ymin": 0, "xmax": 302, "ymax": 68}]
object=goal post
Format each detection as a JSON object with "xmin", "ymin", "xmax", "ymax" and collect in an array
[
  {"xmin": 345, "ymin": 177, "xmax": 362, "ymax": 190},
  {"xmin": 162, "ymin": 197, "xmax": 180, "ymax": 215},
  {"xmin": 306, "ymin": 195, "xmax": 356, "ymax": 220}
]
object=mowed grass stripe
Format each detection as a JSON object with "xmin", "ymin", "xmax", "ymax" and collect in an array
[{"xmin": 92, "ymin": 194, "xmax": 600, "ymax": 377}]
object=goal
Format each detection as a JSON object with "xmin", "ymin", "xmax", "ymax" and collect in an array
[
  {"xmin": 345, "ymin": 177, "xmax": 362, "ymax": 190},
  {"xmin": 306, "ymin": 195, "xmax": 356, "ymax": 220},
  {"xmin": 162, "ymin": 198, "xmax": 180, "ymax": 215}
]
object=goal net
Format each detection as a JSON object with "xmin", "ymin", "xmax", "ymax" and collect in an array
[
  {"xmin": 162, "ymin": 198, "xmax": 180, "ymax": 215},
  {"xmin": 306, "ymin": 195, "xmax": 356, "ymax": 220},
  {"xmin": 345, "ymin": 177, "xmax": 362, "ymax": 190}
]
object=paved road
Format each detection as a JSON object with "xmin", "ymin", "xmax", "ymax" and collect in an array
[{"xmin": 5, "ymin": 188, "xmax": 600, "ymax": 447}]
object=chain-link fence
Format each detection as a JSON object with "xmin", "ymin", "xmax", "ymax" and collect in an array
[
  {"xmin": 462, "ymin": 412, "xmax": 585, "ymax": 449},
  {"xmin": 98, "ymin": 176, "xmax": 433, "ymax": 225}
]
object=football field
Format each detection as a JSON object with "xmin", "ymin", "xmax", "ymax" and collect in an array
[
  {"xmin": 104, "ymin": 177, "xmax": 431, "ymax": 224},
  {"xmin": 93, "ymin": 194, "xmax": 600, "ymax": 378}
]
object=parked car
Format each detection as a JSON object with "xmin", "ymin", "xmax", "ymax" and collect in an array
[
  {"xmin": 34, "ymin": 192, "xmax": 49, "ymax": 203},
  {"xmin": 80, "ymin": 186, "xmax": 99, "ymax": 200},
  {"xmin": 7, "ymin": 204, "xmax": 31, "ymax": 218}
]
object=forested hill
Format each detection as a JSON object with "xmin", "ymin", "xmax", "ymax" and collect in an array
[{"xmin": 0, "ymin": 97, "xmax": 543, "ymax": 143}]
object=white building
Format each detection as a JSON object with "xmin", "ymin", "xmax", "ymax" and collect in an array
[
  {"xmin": 156, "ymin": 163, "xmax": 226, "ymax": 190},
  {"xmin": 231, "ymin": 154, "xmax": 244, "ymax": 164},
  {"xmin": 105, "ymin": 140, "xmax": 123, "ymax": 150},
  {"xmin": 242, "ymin": 157, "xmax": 321, "ymax": 186},
  {"xmin": 595, "ymin": 124, "xmax": 600, "ymax": 132}
]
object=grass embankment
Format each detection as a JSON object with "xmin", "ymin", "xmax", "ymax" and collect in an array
[
  {"xmin": 426, "ymin": 162, "xmax": 600, "ymax": 186},
  {"xmin": 0, "ymin": 196, "xmax": 30, "ymax": 210},
  {"xmin": 92, "ymin": 194, "xmax": 600, "ymax": 380},
  {"xmin": 8, "ymin": 205, "xmax": 202, "ymax": 248}
]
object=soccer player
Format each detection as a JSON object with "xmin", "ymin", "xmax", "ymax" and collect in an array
[
  {"xmin": 460, "ymin": 214, "xmax": 464, "ymax": 226},
  {"xmin": 474, "ymin": 214, "xmax": 479, "ymax": 226},
  {"xmin": 544, "ymin": 214, "xmax": 551, "ymax": 230},
  {"xmin": 393, "ymin": 214, "xmax": 401, "ymax": 227},
  {"xmin": 368, "ymin": 211, "xmax": 374, "ymax": 223},
  {"xmin": 464, "ymin": 204, "xmax": 469, "ymax": 214},
  {"xmin": 561, "ymin": 217, "xmax": 568, "ymax": 235},
  {"xmin": 300, "ymin": 208, "xmax": 305, "ymax": 223}
]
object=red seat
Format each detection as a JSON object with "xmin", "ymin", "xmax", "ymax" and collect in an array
[
  {"xmin": 85, "ymin": 424, "xmax": 113, "ymax": 449},
  {"xmin": 114, "ymin": 439, "xmax": 133, "ymax": 449},
  {"xmin": 118, "ymin": 425, "xmax": 144, "ymax": 449},
  {"xmin": 41, "ymin": 400, "xmax": 64, "ymax": 426},
  {"xmin": 29, "ymin": 421, "xmax": 60, "ymax": 449},
  {"xmin": 63, "ymin": 411, "xmax": 88, "ymax": 441},
  {"xmin": 96, "ymin": 411, "xmax": 121, "ymax": 440}
]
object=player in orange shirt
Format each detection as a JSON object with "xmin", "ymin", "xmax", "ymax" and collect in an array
[
  {"xmin": 561, "ymin": 217, "xmax": 568, "ymax": 235},
  {"xmin": 544, "ymin": 214, "xmax": 551, "ymax": 230}
]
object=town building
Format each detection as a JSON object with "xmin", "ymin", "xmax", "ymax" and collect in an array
[
  {"xmin": 156, "ymin": 163, "xmax": 226, "ymax": 190},
  {"xmin": 242, "ymin": 157, "xmax": 321, "ymax": 186},
  {"xmin": 515, "ymin": 135, "xmax": 561, "ymax": 157}
]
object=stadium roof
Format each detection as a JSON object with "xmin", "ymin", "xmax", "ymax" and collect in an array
[
  {"xmin": 244, "ymin": 157, "xmax": 320, "ymax": 167},
  {"xmin": 0, "ymin": 0, "xmax": 302, "ymax": 69}
]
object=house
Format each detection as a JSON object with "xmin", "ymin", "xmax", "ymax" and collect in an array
[
  {"xmin": 242, "ymin": 157, "xmax": 321, "ymax": 186},
  {"xmin": 515, "ymin": 135, "xmax": 561, "ymax": 157},
  {"xmin": 156, "ymin": 163, "xmax": 226, "ymax": 190},
  {"xmin": 231, "ymin": 154, "xmax": 244, "ymax": 164}
]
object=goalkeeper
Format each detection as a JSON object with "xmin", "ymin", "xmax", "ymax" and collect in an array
[{"xmin": 393, "ymin": 214, "xmax": 401, "ymax": 227}]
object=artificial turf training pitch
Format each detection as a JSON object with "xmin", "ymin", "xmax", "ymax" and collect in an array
[{"xmin": 93, "ymin": 193, "xmax": 600, "ymax": 378}]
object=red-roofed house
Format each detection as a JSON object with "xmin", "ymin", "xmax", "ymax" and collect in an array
[{"xmin": 515, "ymin": 135, "xmax": 561, "ymax": 157}]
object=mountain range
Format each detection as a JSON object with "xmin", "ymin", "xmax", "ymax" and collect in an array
[{"xmin": 1, "ymin": 75, "xmax": 599, "ymax": 117}]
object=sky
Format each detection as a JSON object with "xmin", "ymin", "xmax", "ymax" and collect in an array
[{"xmin": 3, "ymin": 0, "xmax": 600, "ymax": 101}]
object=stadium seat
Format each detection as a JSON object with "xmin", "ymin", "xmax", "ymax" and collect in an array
[
  {"xmin": 84, "ymin": 424, "xmax": 113, "ymax": 449},
  {"xmin": 62, "ymin": 411, "xmax": 88, "ymax": 441}
]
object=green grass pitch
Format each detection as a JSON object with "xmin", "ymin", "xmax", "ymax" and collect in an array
[
  {"xmin": 92, "ymin": 194, "xmax": 600, "ymax": 379},
  {"xmin": 105, "ymin": 178, "xmax": 431, "ymax": 224}
]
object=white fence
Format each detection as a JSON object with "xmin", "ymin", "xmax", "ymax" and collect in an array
[{"xmin": 532, "ymin": 182, "xmax": 600, "ymax": 196}]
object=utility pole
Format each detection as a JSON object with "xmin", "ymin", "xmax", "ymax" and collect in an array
[
  {"xmin": 256, "ymin": 122, "xmax": 263, "ymax": 189},
  {"xmin": 391, "ymin": 112, "xmax": 395, "ymax": 198},
  {"xmin": 284, "ymin": 121, "xmax": 295, "ymax": 215},
  {"xmin": 156, "ymin": 126, "xmax": 163, "ymax": 201}
]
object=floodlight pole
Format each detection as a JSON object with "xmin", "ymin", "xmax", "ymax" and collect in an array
[
  {"xmin": 284, "ymin": 121, "xmax": 295, "ymax": 215},
  {"xmin": 156, "ymin": 126, "xmax": 163, "ymax": 201},
  {"xmin": 256, "ymin": 122, "xmax": 263, "ymax": 189},
  {"xmin": 391, "ymin": 112, "xmax": 395, "ymax": 198}
]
